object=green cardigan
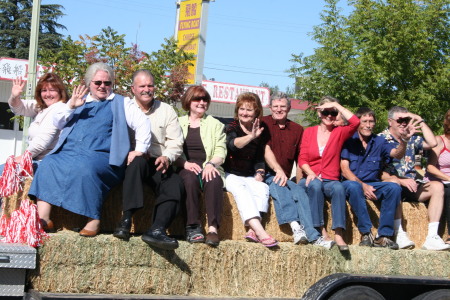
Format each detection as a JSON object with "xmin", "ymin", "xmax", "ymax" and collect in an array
[{"xmin": 178, "ymin": 114, "xmax": 227, "ymax": 181}]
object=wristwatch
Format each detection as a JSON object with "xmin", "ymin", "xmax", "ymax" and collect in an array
[{"xmin": 206, "ymin": 161, "xmax": 216, "ymax": 168}]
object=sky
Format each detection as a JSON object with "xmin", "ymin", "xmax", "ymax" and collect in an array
[{"xmin": 41, "ymin": 0, "xmax": 349, "ymax": 92}]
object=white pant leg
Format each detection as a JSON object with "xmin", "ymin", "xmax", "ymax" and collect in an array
[
  {"xmin": 225, "ymin": 173, "xmax": 269, "ymax": 224},
  {"xmin": 243, "ymin": 176, "xmax": 270, "ymax": 213}
]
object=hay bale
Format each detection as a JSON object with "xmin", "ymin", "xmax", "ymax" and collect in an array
[
  {"xmin": 8, "ymin": 177, "xmax": 442, "ymax": 246},
  {"xmin": 28, "ymin": 232, "xmax": 450, "ymax": 298}
]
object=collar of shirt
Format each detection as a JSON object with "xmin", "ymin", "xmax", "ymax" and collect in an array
[
  {"xmin": 132, "ymin": 96, "xmax": 156, "ymax": 114},
  {"xmin": 86, "ymin": 92, "xmax": 115, "ymax": 103},
  {"xmin": 268, "ymin": 115, "xmax": 290, "ymax": 129}
]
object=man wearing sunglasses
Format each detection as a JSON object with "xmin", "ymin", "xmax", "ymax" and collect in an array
[
  {"xmin": 113, "ymin": 69, "xmax": 184, "ymax": 250},
  {"xmin": 261, "ymin": 92, "xmax": 334, "ymax": 249},
  {"xmin": 340, "ymin": 107, "xmax": 411, "ymax": 249},
  {"xmin": 379, "ymin": 106, "xmax": 449, "ymax": 251}
]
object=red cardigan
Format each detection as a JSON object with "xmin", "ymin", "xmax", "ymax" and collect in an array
[{"xmin": 298, "ymin": 115, "xmax": 359, "ymax": 180}]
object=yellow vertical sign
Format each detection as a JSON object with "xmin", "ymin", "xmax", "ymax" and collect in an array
[{"xmin": 177, "ymin": 0, "xmax": 202, "ymax": 84}]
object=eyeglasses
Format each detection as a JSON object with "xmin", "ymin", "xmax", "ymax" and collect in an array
[
  {"xmin": 321, "ymin": 110, "xmax": 338, "ymax": 117},
  {"xmin": 92, "ymin": 81, "xmax": 112, "ymax": 86},
  {"xmin": 395, "ymin": 117, "xmax": 411, "ymax": 124},
  {"xmin": 191, "ymin": 96, "xmax": 209, "ymax": 102}
]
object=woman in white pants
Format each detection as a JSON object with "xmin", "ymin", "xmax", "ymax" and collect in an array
[{"xmin": 223, "ymin": 92, "xmax": 277, "ymax": 248}]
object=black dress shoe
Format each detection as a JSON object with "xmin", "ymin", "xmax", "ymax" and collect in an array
[
  {"xmin": 113, "ymin": 218, "xmax": 132, "ymax": 241},
  {"xmin": 141, "ymin": 228, "xmax": 179, "ymax": 250}
]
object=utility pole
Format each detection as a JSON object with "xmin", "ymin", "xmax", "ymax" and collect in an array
[{"xmin": 22, "ymin": 0, "xmax": 41, "ymax": 152}]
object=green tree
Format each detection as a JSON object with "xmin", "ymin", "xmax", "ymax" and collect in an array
[
  {"xmin": 290, "ymin": 0, "xmax": 450, "ymax": 131},
  {"xmin": 0, "ymin": 0, "xmax": 66, "ymax": 59},
  {"xmin": 39, "ymin": 28, "xmax": 193, "ymax": 105}
]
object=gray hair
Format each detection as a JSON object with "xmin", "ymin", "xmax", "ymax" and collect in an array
[
  {"xmin": 270, "ymin": 91, "xmax": 291, "ymax": 108},
  {"xmin": 84, "ymin": 62, "xmax": 114, "ymax": 86},
  {"xmin": 132, "ymin": 69, "xmax": 154, "ymax": 84},
  {"xmin": 388, "ymin": 106, "xmax": 408, "ymax": 119},
  {"xmin": 319, "ymin": 95, "xmax": 339, "ymax": 106}
]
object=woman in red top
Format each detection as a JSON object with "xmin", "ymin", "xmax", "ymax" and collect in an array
[{"xmin": 298, "ymin": 96, "xmax": 359, "ymax": 250}]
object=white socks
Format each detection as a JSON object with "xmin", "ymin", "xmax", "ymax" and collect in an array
[
  {"xmin": 427, "ymin": 222, "xmax": 439, "ymax": 238},
  {"xmin": 290, "ymin": 221, "xmax": 301, "ymax": 231}
]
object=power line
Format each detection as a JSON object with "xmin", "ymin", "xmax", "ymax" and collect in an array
[
  {"xmin": 204, "ymin": 66, "xmax": 291, "ymax": 77},
  {"xmin": 206, "ymin": 62, "xmax": 287, "ymax": 73}
]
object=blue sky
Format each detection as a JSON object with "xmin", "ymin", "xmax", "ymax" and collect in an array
[{"xmin": 42, "ymin": 0, "xmax": 349, "ymax": 92}]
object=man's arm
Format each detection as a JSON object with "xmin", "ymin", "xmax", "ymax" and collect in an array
[
  {"xmin": 161, "ymin": 107, "xmax": 184, "ymax": 163},
  {"xmin": 381, "ymin": 171, "xmax": 418, "ymax": 192},
  {"xmin": 407, "ymin": 113, "xmax": 437, "ymax": 149},
  {"xmin": 389, "ymin": 138, "xmax": 407, "ymax": 159},
  {"xmin": 264, "ymin": 144, "xmax": 287, "ymax": 186},
  {"xmin": 341, "ymin": 159, "xmax": 377, "ymax": 200}
]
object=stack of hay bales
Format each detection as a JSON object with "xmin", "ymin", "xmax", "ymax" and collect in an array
[
  {"xmin": 28, "ymin": 232, "xmax": 450, "ymax": 298},
  {"xmin": 3, "ymin": 181, "xmax": 444, "ymax": 246}
]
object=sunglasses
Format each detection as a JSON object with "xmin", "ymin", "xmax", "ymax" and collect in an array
[
  {"xmin": 395, "ymin": 117, "xmax": 411, "ymax": 124},
  {"xmin": 191, "ymin": 96, "xmax": 209, "ymax": 102},
  {"xmin": 321, "ymin": 110, "xmax": 338, "ymax": 117},
  {"xmin": 92, "ymin": 81, "xmax": 112, "ymax": 86}
]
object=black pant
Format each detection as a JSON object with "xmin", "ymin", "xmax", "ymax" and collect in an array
[
  {"xmin": 178, "ymin": 168, "xmax": 223, "ymax": 228},
  {"xmin": 122, "ymin": 156, "xmax": 184, "ymax": 229}
]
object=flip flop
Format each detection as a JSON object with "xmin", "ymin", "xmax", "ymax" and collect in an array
[
  {"xmin": 244, "ymin": 230, "xmax": 259, "ymax": 243},
  {"xmin": 259, "ymin": 236, "xmax": 279, "ymax": 248}
]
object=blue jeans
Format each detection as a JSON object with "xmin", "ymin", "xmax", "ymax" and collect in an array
[
  {"xmin": 343, "ymin": 180, "xmax": 400, "ymax": 237},
  {"xmin": 298, "ymin": 178, "xmax": 346, "ymax": 230},
  {"xmin": 265, "ymin": 175, "xmax": 320, "ymax": 242}
]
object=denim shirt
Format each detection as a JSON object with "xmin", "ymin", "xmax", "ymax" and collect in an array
[{"xmin": 341, "ymin": 132, "xmax": 396, "ymax": 182}]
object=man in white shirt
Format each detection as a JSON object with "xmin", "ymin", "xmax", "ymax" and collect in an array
[{"xmin": 113, "ymin": 69, "xmax": 185, "ymax": 250}]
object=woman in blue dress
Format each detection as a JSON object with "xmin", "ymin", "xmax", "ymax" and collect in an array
[{"xmin": 28, "ymin": 63, "xmax": 151, "ymax": 237}]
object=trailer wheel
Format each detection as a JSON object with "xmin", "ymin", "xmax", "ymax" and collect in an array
[
  {"xmin": 412, "ymin": 289, "xmax": 450, "ymax": 300},
  {"xmin": 328, "ymin": 285, "xmax": 385, "ymax": 300}
]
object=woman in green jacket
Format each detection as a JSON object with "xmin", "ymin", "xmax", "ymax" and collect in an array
[{"xmin": 176, "ymin": 85, "xmax": 227, "ymax": 246}]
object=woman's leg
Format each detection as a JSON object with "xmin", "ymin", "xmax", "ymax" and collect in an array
[
  {"xmin": 178, "ymin": 169, "xmax": 202, "ymax": 226},
  {"xmin": 323, "ymin": 180, "xmax": 347, "ymax": 246},
  {"xmin": 225, "ymin": 174, "xmax": 261, "ymax": 223},
  {"xmin": 37, "ymin": 199, "xmax": 52, "ymax": 222},
  {"xmin": 83, "ymin": 218, "xmax": 100, "ymax": 231},
  {"xmin": 203, "ymin": 174, "xmax": 224, "ymax": 233}
]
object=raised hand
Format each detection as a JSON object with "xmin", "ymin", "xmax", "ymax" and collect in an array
[
  {"xmin": 11, "ymin": 77, "xmax": 26, "ymax": 98},
  {"xmin": 250, "ymin": 118, "xmax": 264, "ymax": 139},
  {"xmin": 69, "ymin": 85, "xmax": 88, "ymax": 109}
]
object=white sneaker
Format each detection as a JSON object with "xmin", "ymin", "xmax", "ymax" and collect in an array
[
  {"xmin": 312, "ymin": 236, "xmax": 335, "ymax": 250},
  {"xmin": 396, "ymin": 231, "xmax": 415, "ymax": 249},
  {"xmin": 422, "ymin": 235, "xmax": 450, "ymax": 251},
  {"xmin": 293, "ymin": 226, "xmax": 308, "ymax": 245}
]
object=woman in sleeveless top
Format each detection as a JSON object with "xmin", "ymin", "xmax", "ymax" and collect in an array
[{"xmin": 426, "ymin": 109, "xmax": 450, "ymax": 244}]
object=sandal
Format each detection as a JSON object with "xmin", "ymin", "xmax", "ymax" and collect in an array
[
  {"xmin": 245, "ymin": 230, "xmax": 259, "ymax": 243},
  {"xmin": 259, "ymin": 236, "xmax": 279, "ymax": 248},
  {"xmin": 186, "ymin": 225, "xmax": 205, "ymax": 243}
]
